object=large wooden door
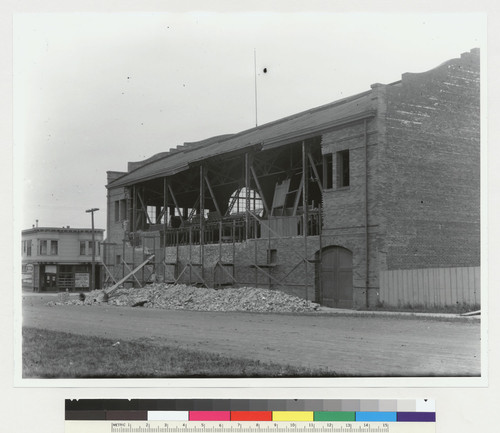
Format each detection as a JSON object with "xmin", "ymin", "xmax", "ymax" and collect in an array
[{"xmin": 320, "ymin": 246, "xmax": 353, "ymax": 308}]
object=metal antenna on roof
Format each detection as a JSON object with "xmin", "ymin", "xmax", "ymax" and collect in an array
[{"xmin": 254, "ymin": 48, "xmax": 258, "ymax": 127}]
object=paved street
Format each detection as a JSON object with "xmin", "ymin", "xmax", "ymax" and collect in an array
[{"xmin": 22, "ymin": 294, "xmax": 480, "ymax": 376}]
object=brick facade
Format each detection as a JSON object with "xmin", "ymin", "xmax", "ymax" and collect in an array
[
  {"xmin": 379, "ymin": 48, "xmax": 480, "ymax": 271},
  {"xmin": 104, "ymin": 49, "xmax": 480, "ymax": 308}
]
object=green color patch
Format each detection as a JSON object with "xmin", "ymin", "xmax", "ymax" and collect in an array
[{"xmin": 314, "ymin": 411, "xmax": 356, "ymax": 421}]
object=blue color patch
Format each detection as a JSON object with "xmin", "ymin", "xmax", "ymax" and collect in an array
[{"xmin": 355, "ymin": 412, "xmax": 397, "ymax": 422}]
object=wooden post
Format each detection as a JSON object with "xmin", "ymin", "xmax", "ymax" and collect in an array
[
  {"xmin": 245, "ymin": 153, "xmax": 250, "ymax": 240},
  {"xmin": 302, "ymin": 140, "xmax": 309, "ymax": 301},
  {"xmin": 200, "ymin": 164, "xmax": 205, "ymax": 282}
]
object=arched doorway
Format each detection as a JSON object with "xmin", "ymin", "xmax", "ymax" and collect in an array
[{"xmin": 320, "ymin": 246, "xmax": 353, "ymax": 308}]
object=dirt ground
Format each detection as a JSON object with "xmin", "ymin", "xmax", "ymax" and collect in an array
[{"xmin": 21, "ymin": 293, "xmax": 481, "ymax": 376}]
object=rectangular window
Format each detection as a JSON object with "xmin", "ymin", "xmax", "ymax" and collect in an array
[
  {"xmin": 120, "ymin": 200, "xmax": 127, "ymax": 222},
  {"xmin": 50, "ymin": 240, "xmax": 58, "ymax": 255},
  {"xmin": 267, "ymin": 249, "xmax": 278, "ymax": 265},
  {"xmin": 323, "ymin": 154, "xmax": 333, "ymax": 189},
  {"xmin": 39, "ymin": 240, "xmax": 47, "ymax": 255},
  {"xmin": 88, "ymin": 241, "xmax": 100, "ymax": 256},
  {"xmin": 147, "ymin": 206, "xmax": 156, "ymax": 224},
  {"xmin": 116, "ymin": 254, "xmax": 122, "ymax": 265},
  {"xmin": 80, "ymin": 241, "xmax": 86, "ymax": 255},
  {"xmin": 337, "ymin": 149, "xmax": 350, "ymax": 188},
  {"xmin": 27, "ymin": 240, "xmax": 32, "ymax": 256},
  {"xmin": 114, "ymin": 201, "xmax": 120, "ymax": 222}
]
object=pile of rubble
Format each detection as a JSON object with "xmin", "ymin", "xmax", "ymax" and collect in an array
[{"xmin": 49, "ymin": 283, "xmax": 320, "ymax": 313}]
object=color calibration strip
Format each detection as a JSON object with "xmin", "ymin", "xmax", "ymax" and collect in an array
[{"xmin": 65, "ymin": 399, "xmax": 435, "ymax": 422}]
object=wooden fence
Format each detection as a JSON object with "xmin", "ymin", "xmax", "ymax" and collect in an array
[{"xmin": 379, "ymin": 266, "xmax": 480, "ymax": 307}]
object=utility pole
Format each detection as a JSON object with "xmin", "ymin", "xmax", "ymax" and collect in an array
[{"xmin": 86, "ymin": 208, "xmax": 99, "ymax": 291}]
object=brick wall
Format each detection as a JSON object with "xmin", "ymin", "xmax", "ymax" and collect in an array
[
  {"xmin": 106, "ymin": 171, "xmax": 128, "ymax": 253},
  {"xmin": 320, "ymin": 118, "xmax": 381, "ymax": 305},
  {"xmin": 164, "ymin": 237, "xmax": 321, "ymax": 301},
  {"xmin": 379, "ymin": 48, "xmax": 480, "ymax": 270}
]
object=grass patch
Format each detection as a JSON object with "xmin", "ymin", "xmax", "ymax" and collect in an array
[
  {"xmin": 362, "ymin": 302, "xmax": 480, "ymax": 315},
  {"xmin": 23, "ymin": 327, "xmax": 335, "ymax": 378}
]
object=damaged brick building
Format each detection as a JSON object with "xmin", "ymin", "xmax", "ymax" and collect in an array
[{"xmin": 104, "ymin": 49, "xmax": 480, "ymax": 309}]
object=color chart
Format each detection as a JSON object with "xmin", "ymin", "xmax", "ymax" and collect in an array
[{"xmin": 65, "ymin": 400, "xmax": 435, "ymax": 433}]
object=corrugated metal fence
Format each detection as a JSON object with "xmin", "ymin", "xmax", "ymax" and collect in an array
[{"xmin": 380, "ymin": 267, "xmax": 480, "ymax": 307}]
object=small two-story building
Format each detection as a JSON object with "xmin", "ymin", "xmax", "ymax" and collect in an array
[{"xmin": 21, "ymin": 226, "xmax": 104, "ymax": 292}]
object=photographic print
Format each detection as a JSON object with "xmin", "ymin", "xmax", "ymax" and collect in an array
[{"xmin": 14, "ymin": 11, "xmax": 484, "ymax": 382}]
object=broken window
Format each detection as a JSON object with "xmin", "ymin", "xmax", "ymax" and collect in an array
[
  {"xmin": 337, "ymin": 149, "xmax": 350, "ymax": 188},
  {"xmin": 227, "ymin": 187, "xmax": 263, "ymax": 215}
]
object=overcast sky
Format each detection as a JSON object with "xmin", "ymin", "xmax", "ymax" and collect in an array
[{"xmin": 13, "ymin": 11, "xmax": 485, "ymax": 234}]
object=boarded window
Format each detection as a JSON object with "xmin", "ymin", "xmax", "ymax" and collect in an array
[{"xmin": 337, "ymin": 150, "xmax": 350, "ymax": 188}]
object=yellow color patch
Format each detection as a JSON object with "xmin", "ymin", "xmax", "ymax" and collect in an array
[{"xmin": 272, "ymin": 411, "xmax": 314, "ymax": 421}]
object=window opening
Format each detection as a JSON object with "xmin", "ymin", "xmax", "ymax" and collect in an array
[
  {"xmin": 324, "ymin": 154, "xmax": 333, "ymax": 189},
  {"xmin": 227, "ymin": 187, "xmax": 263, "ymax": 216},
  {"xmin": 337, "ymin": 149, "xmax": 350, "ymax": 188},
  {"xmin": 40, "ymin": 240, "xmax": 47, "ymax": 255},
  {"xmin": 80, "ymin": 241, "xmax": 86, "ymax": 255},
  {"xmin": 147, "ymin": 206, "xmax": 156, "ymax": 224},
  {"xmin": 50, "ymin": 240, "xmax": 58, "ymax": 255}
]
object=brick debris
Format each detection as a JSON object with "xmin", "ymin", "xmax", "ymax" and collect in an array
[{"xmin": 49, "ymin": 284, "xmax": 320, "ymax": 313}]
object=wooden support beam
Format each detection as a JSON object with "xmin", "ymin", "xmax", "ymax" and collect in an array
[
  {"xmin": 167, "ymin": 184, "xmax": 184, "ymax": 224},
  {"xmin": 121, "ymin": 259, "xmax": 143, "ymax": 287},
  {"xmin": 104, "ymin": 255, "xmax": 154, "ymax": 295},
  {"xmin": 136, "ymin": 189, "xmax": 153, "ymax": 225},
  {"xmin": 245, "ymin": 153, "xmax": 250, "ymax": 239},
  {"xmin": 214, "ymin": 261, "xmax": 236, "ymax": 283},
  {"xmin": 292, "ymin": 174, "xmax": 304, "ymax": 216},
  {"xmin": 200, "ymin": 165, "xmax": 205, "ymax": 262},
  {"xmin": 204, "ymin": 174, "xmax": 222, "ymax": 216},
  {"xmin": 163, "ymin": 177, "xmax": 168, "ymax": 226},
  {"xmin": 101, "ymin": 262, "xmax": 117, "ymax": 285},
  {"xmin": 250, "ymin": 164, "xmax": 270, "ymax": 215},
  {"xmin": 132, "ymin": 185, "xmax": 137, "ymax": 231},
  {"xmin": 307, "ymin": 151, "xmax": 323, "ymax": 194},
  {"xmin": 188, "ymin": 196, "xmax": 200, "ymax": 221}
]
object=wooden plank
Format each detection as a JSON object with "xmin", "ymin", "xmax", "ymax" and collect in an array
[
  {"xmin": 122, "ymin": 259, "xmax": 143, "ymax": 287},
  {"xmin": 272, "ymin": 179, "xmax": 290, "ymax": 210},
  {"xmin": 167, "ymin": 184, "xmax": 184, "ymax": 224},
  {"xmin": 307, "ymin": 152, "xmax": 323, "ymax": 194},
  {"xmin": 292, "ymin": 175, "xmax": 304, "ymax": 216},
  {"xmin": 104, "ymin": 255, "xmax": 154, "ymax": 295},
  {"xmin": 250, "ymin": 165, "xmax": 270, "ymax": 215},
  {"xmin": 204, "ymin": 174, "xmax": 222, "ymax": 216},
  {"xmin": 456, "ymin": 267, "xmax": 465, "ymax": 305},
  {"xmin": 449, "ymin": 267, "xmax": 458, "ymax": 306},
  {"xmin": 474, "ymin": 266, "xmax": 481, "ymax": 305}
]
